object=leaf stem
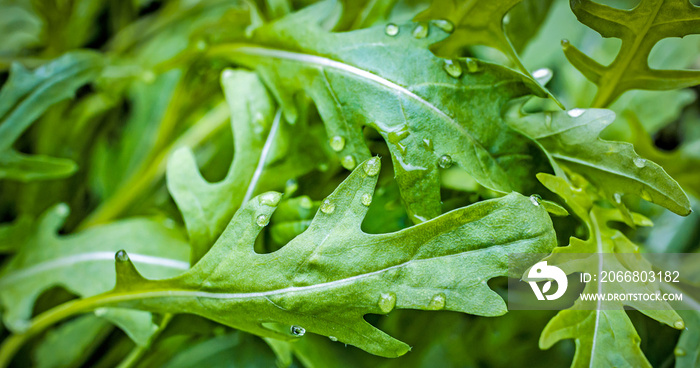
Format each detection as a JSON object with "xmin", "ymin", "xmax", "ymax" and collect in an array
[{"xmin": 116, "ymin": 313, "xmax": 174, "ymax": 368}]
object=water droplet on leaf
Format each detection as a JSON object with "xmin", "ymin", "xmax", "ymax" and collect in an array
[
  {"xmin": 290, "ymin": 325, "xmax": 306, "ymax": 336},
  {"xmin": 561, "ymin": 39, "xmax": 570, "ymax": 49},
  {"xmin": 613, "ymin": 193, "xmax": 622, "ymax": 204},
  {"xmin": 567, "ymin": 108, "xmax": 585, "ymax": 118},
  {"xmin": 530, "ymin": 194, "xmax": 542, "ymax": 206},
  {"xmin": 633, "ymin": 157, "xmax": 646, "ymax": 168},
  {"xmin": 256, "ymin": 214, "xmax": 270, "ymax": 227},
  {"xmin": 320, "ymin": 199, "xmax": 335, "ymax": 214},
  {"xmin": 115, "ymin": 250, "xmax": 129, "ymax": 262},
  {"xmin": 465, "ymin": 58, "xmax": 479, "ymax": 73},
  {"xmin": 674, "ymin": 320, "xmax": 685, "ymax": 329},
  {"xmin": 328, "ymin": 336, "xmax": 338, "ymax": 342},
  {"xmin": 431, "ymin": 19, "xmax": 454, "ymax": 33},
  {"xmin": 363, "ymin": 157, "xmax": 381, "ymax": 176},
  {"xmin": 259, "ymin": 192, "xmax": 282, "ymax": 207},
  {"xmin": 438, "ymin": 155, "xmax": 453, "ymax": 169},
  {"xmin": 341, "ymin": 155, "xmax": 356, "ymax": 170},
  {"xmin": 412, "ymin": 22, "xmax": 428, "ymax": 39},
  {"xmin": 385, "ymin": 23, "xmax": 399, "ymax": 36},
  {"xmin": 675, "ymin": 347, "xmax": 686, "ymax": 356},
  {"xmin": 329, "ymin": 136, "xmax": 345, "ymax": 152},
  {"xmin": 361, "ymin": 193, "xmax": 373, "ymax": 206},
  {"xmin": 378, "ymin": 292, "xmax": 396, "ymax": 313},
  {"xmin": 443, "ymin": 59, "xmax": 462, "ymax": 78},
  {"xmin": 427, "ymin": 293, "xmax": 446, "ymax": 310},
  {"xmin": 423, "ymin": 138, "xmax": 433, "ymax": 151}
]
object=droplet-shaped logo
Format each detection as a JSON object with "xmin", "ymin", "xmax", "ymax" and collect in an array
[{"xmin": 525, "ymin": 261, "xmax": 568, "ymax": 301}]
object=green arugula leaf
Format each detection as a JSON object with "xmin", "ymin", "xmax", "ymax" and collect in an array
[
  {"xmin": 563, "ymin": 0, "xmax": 700, "ymax": 107},
  {"xmin": 0, "ymin": 51, "xmax": 102, "ymax": 181},
  {"xmin": 415, "ymin": 0, "xmax": 522, "ymax": 71},
  {"xmin": 537, "ymin": 173, "xmax": 685, "ymax": 368},
  {"xmin": 81, "ymin": 158, "xmax": 555, "ymax": 358},
  {"xmin": 0, "ymin": 204, "xmax": 189, "ymax": 333},
  {"xmin": 167, "ymin": 69, "xmax": 329, "ymax": 263},
  {"xmin": 207, "ymin": 1, "xmax": 549, "ymax": 223},
  {"xmin": 506, "ymin": 105, "xmax": 691, "ymax": 216}
]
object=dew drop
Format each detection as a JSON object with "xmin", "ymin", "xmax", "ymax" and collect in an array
[
  {"xmin": 530, "ymin": 194, "xmax": 542, "ymax": 206},
  {"xmin": 443, "ymin": 59, "xmax": 462, "ymax": 78},
  {"xmin": 674, "ymin": 347, "xmax": 686, "ymax": 356},
  {"xmin": 328, "ymin": 336, "xmax": 338, "ymax": 342},
  {"xmin": 438, "ymin": 154, "xmax": 453, "ymax": 169},
  {"xmin": 431, "ymin": 19, "xmax": 454, "ymax": 33},
  {"xmin": 633, "ymin": 157, "xmax": 646, "ymax": 168},
  {"xmin": 329, "ymin": 136, "xmax": 345, "ymax": 152},
  {"xmin": 361, "ymin": 193, "xmax": 373, "ymax": 207},
  {"xmin": 299, "ymin": 196, "xmax": 313, "ymax": 209},
  {"xmin": 412, "ymin": 22, "xmax": 429, "ymax": 39},
  {"xmin": 503, "ymin": 14, "xmax": 511, "ymax": 25},
  {"xmin": 465, "ymin": 58, "xmax": 479, "ymax": 73},
  {"xmin": 613, "ymin": 192, "xmax": 622, "ymax": 204},
  {"xmin": 341, "ymin": 155, "xmax": 356, "ymax": 170},
  {"xmin": 94, "ymin": 308, "xmax": 108, "ymax": 317},
  {"xmin": 363, "ymin": 157, "xmax": 381, "ymax": 176},
  {"xmin": 385, "ymin": 23, "xmax": 399, "ymax": 36},
  {"xmin": 320, "ymin": 199, "xmax": 335, "ymax": 214},
  {"xmin": 115, "ymin": 250, "xmax": 129, "ymax": 262},
  {"xmin": 259, "ymin": 192, "xmax": 282, "ymax": 207},
  {"xmin": 567, "ymin": 108, "xmax": 585, "ymax": 118},
  {"xmin": 256, "ymin": 214, "xmax": 270, "ymax": 227},
  {"xmin": 561, "ymin": 39, "xmax": 570, "ymax": 48},
  {"xmin": 378, "ymin": 292, "xmax": 397, "ymax": 314},
  {"xmin": 290, "ymin": 325, "xmax": 306, "ymax": 336},
  {"xmin": 674, "ymin": 320, "xmax": 685, "ymax": 329},
  {"xmin": 427, "ymin": 293, "xmax": 446, "ymax": 310}
]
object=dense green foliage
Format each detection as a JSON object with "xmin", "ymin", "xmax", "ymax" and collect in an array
[{"xmin": 0, "ymin": 0, "xmax": 698, "ymax": 367}]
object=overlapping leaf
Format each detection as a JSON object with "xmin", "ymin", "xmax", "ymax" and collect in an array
[
  {"xmin": 536, "ymin": 173, "xmax": 684, "ymax": 367},
  {"xmin": 506, "ymin": 106, "xmax": 691, "ymax": 217},
  {"xmin": 78, "ymin": 158, "xmax": 556, "ymax": 358},
  {"xmin": 0, "ymin": 204, "xmax": 190, "ymax": 333},
  {"xmin": 207, "ymin": 0, "xmax": 550, "ymax": 222},
  {"xmin": 564, "ymin": 0, "xmax": 700, "ymax": 107},
  {"xmin": 415, "ymin": 0, "xmax": 551, "ymax": 75},
  {"xmin": 0, "ymin": 51, "xmax": 102, "ymax": 181},
  {"xmin": 167, "ymin": 69, "xmax": 329, "ymax": 263}
]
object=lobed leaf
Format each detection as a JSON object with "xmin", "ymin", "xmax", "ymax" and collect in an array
[
  {"xmin": 564, "ymin": 0, "xmax": 700, "ymax": 107},
  {"xmin": 207, "ymin": 0, "xmax": 550, "ymax": 223},
  {"xmin": 507, "ymin": 106, "xmax": 691, "ymax": 216},
  {"xmin": 92, "ymin": 158, "xmax": 556, "ymax": 358},
  {"xmin": 537, "ymin": 173, "xmax": 684, "ymax": 368},
  {"xmin": 0, "ymin": 204, "xmax": 190, "ymax": 334}
]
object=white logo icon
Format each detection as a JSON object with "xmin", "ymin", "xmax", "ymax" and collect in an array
[{"xmin": 526, "ymin": 261, "xmax": 568, "ymax": 301}]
